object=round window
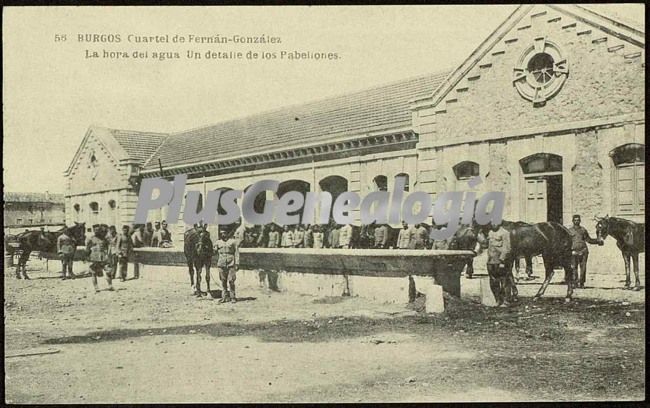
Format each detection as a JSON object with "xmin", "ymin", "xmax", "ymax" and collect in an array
[{"xmin": 527, "ymin": 53, "xmax": 555, "ymax": 85}]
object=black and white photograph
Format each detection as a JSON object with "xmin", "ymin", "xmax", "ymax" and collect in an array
[{"xmin": 3, "ymin": 4, "xmax": 646, "ymax": 403}]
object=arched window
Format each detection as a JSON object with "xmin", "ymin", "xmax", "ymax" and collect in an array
[
  {"xmin": 373, "ymin": 175, "xmax": 388, "ymax": 192},
  {"xmin": 453, "ymin": 161, "xmax": 480, "ymax": 180},
  {"xmin": 89, "ymin": 202, "xmax": 99, "ymax": 213},
  {"xmin": 319, "ymin": 176, "xmax": 349, "ymax": 222},
  {"xmin": 520, "ymin": 153, "xmax": 562, "ymax": 174},
  {"xmin": 108, "ymin": 199, "xmax": 116, "ymax": 209},
  {"xmin": 611, "ymin": 143, "xmax": 645, "ymax": 216},
  {"xmin": 73, "ymin": 203, "xmax": 80, "ymax": 212},
  {"xmin": 395, "ymin": 173, "xmax": 410, "ymax": 192}
]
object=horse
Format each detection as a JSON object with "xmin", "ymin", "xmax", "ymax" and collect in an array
[
  {"xmin": 193, "ymin": 230, "xmax": 214, "ymax": 297},
  {"xmin": 476, "ymin": 221, "xmax": 575, "ymax": 302},
  {"xmin": 595, "ymin": 216, "xmax": 645, "ymax": 291},
  {"xmin": 12, "ymin": 222, "xmax": 86, "ymax": 279}
]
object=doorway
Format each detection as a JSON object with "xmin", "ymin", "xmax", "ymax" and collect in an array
[{"xmin": 521, "ymin": 153, "xmax": 563, "ymax": 224}]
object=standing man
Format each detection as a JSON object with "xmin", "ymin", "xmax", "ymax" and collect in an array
[
  {"xmin": 56, "ymin": 227, "xmax": 77, "ymax": 280},
  {"xmin": 293, "ymin": 225, "xmax": 305, "ymax": 248},
  {"xmin": 267, "ymin": 225, "xmax": 280, "ymax": 248},
  {"xmin": 216, "ymin": 229, "xmax": 239, "ymax": 303},
  {"xmin": 86, "ymin": 224, "xmax": 113, "ymax": 293},
  {"xmin": 312, "ymin": 225, "xmax": 324, "ymax": 249},
  {"xmin": 159, "ymin": 221, "xmax": 173, "ymax": 247},
  {"xmin": 303, "ymin": 225, "xmax": 314, "ymax": 248},
  {"xmin": 397, "ymin": 222, "xmax": 412, "ymax": 249},
  {"xmin": 413, "ymin": 223, "xmax": 429, "ymax": 249},
  {"xmin": 280, "ymin": 225, "xmax": 294, "ymax": 248},
  {"xmin": 567, "ymin": 214, "xmax": 602, "ymax": 289},
  {"xmin": 339, "ymin": 223, "xmax": 353, "ymax": 249},
  {"xmin": 151, "ymin": 221, "xmax": 162, "ymax": 247},
  {"xmin": 328, "ymin": 223, "xmax": 340, "ymax": 249},
  {"xmin": 116, "ymin": 225, "xmax": 134, "ymax": 281},
  {"xmin": 132, "ymin": 224, "xmax": 145, "ymax": 248},
  {"xmin": 374, "ymin": 223, "xmax": 389, "ymax": 249},
  {"xmin": 107, "ymin": 225, "xmax": 119, "ymax": 279},
  {"xmin": 143, "ymin": 222, "xmax": 154, "ymax": 247},
  {"xmin": 486, "ymin": 221, "xmax": 512, "ymax": 307}
]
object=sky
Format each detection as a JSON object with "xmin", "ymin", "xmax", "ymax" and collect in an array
[{"xmin": 2, "ymin": 4, "xmax": 644, "ymax": 194}]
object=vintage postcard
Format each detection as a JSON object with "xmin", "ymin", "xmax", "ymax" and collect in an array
[{"xmin": 3, "ymin": 4, "xmax": 645, "ymax": 403}]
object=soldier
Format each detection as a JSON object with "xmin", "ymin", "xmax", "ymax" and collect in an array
[
  {"xmin": 293, "ymin": 225, "xmax": 305, "ymax": 248},
  {"xmin": 116, "ymin": 225, "xmax": 134, "ymax": 281},
  {"xmin": 312, "ymin": 225, "xmax": 324, "ymax": 249},
  {"xmin": 56, "ymin": 227, "xmax": 77, "ymax": 280},
  {"xmin": 280, "ymin": 225, "xmax": 294, "ymax": 248},
  {"xmin": 132, "ymin": 224, "xmax": 145, "ymax": 248},
  {"xmin": 413, "ymin": 223, "xmax": 429, "ymax": 249},
  {"xmin": 86, "ymin": 224, "xmax": 113, "ymax": 293},
  {"xmin": 339, "ymin": 223, "xmax": 353, "ymax": 249},
  {"xmin": 151, "ymin": 221, "xmax": 162, "ymax": 247},
  {"xmin": 143, "ymin": 222, "xmax": 154, "ymax": 247},
  {"xmin": 374, "ymin": 223, "xmax": 389, "ymax": 249},
  {"xmin": 328, "ymin": 223, "xmax": 340, "ymax": 248},
  {"xmin": 267, "ymin": 225, "xmax": 280, "ymax": 248},
  {"xmin": 303, "ymin": 225, "xmax": 314, "ymax": 248},
  {"xmin": 397, "ymin": 221, "xmax": 412, "ymax": 249},
  {"xmin": 568, "ymin": 214, "xmax": 603, "ymax": 288},
  {"xmin": 159, "ymin": 220, "xmax": 173, "ymax": 247},
  {"xmin": 107, "ymin": 225, "xmax": 119, "ymax": 279},
  {"xmin": 216, "ymin": 229, "xmax": 239, "ymax": 303},
  {"xmin": 486, "ymin": 221, "xmax": 513, "ymax": 307}
]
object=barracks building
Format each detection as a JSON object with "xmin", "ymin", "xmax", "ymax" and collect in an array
[{"xmin": 65, "ymin": 4, "xmax": 645, "ymax": 247}]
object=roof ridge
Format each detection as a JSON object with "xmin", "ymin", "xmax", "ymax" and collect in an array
[{"xmin": 168, "ymin": 69, "xmax": 454, "ymax": 138}]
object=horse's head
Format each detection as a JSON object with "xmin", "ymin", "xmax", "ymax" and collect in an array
[
  {"xmin": 595, "ymin": 214, "xmax": 610, "ymax": 241},
  {"xmin": 68, "ymin": 222, "xmax": 87, "ymax": 243}
]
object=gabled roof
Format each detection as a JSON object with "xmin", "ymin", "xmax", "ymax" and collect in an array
[
  {"xmin": 4, "ymin": 192, "xmax": 65, "ymax": 204},
  {"xmin": 142, "ymin": 70, "xmax": 452, "ymax": 172},
  {"xmin": 412, "ymin": 4, "xmax": 645, "ymax": 110},
  {"xmin": 64, "ymin": 126, "xmax": 169, "ymax": 176}
]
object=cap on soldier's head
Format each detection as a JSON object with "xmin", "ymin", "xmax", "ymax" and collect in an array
[
  {"xmin": 92, "ymin": 224, "xmax": 100, "ymax": 229},
  {"xmin": 573, "ymin": 214, "xmax": 581, "ymax": 219}
]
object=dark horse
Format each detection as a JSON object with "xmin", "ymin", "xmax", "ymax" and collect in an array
[
  {"xmin": 477, "ymin": 221, "xmax": 575, "ymax": 301},
  {"xmin": 10, "ymin": 222, "xmax": 86, "ymax": 279},
  {"xmin": 596, "ymin": 216, "xmax": 645, "ymax": 291}
]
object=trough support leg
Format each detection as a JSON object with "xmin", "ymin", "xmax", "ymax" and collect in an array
[
  {"xmin": 480, "ymin": 277, "xmax": 498, "ymax": 307},
  {"xmin": 412, "ymin": 276, "xmax": 445, "ymax": 313}
]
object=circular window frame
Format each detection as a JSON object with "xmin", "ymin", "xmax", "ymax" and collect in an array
[{"xmin": 513, "ymin": 38, "xmax": 568, "ymax": 105}]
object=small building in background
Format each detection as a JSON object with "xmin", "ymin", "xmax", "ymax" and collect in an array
[{"xmin": 3, "ymin": 192, "xmax": 65, "ymax": 228}]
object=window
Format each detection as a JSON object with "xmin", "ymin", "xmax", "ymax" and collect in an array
[
  {"xmin": 395, "ymin": 173, "xmax": 410, "ymax": 192},
  {"xmin": 453, "ymin": 161, "xmax": 480, "ymax": 180},
  {"xmin": 611, "ymin": 144, "xmax": 645, "ymax": 216},
  {"xmin": 17, "ymin": 218, "xmax": 23, "ymax": 224},
  {"xmin": 520, "ymin": 153, "xmax": 562, "ymax": 174},
  {"xmin": 89, "ymin": 202, "xmax": 99, "ymax": 216},
  {"xmin": 373, "ymin": 175, "xmax": 388, "ymax": 192},
  {"xmin": 108, "ymin": 200, "xmax": 116, "ymax": 209},
  {"xmin": 527, "ymin": 53, "xmax": 555, "ymax": 85},
  {"xmin": 73, "ymin": 203, "xmax": 80, "ymax": 212}
]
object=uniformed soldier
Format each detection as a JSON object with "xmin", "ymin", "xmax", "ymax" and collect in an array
[
  {"xmin": 116, "ymin": 225, "xmax": 134, "ymax": 281},
  {"xmin": 56, "ymin": 227, "xmax": 77, "ymax": 280},
  {"xmin": 374, "ymin": 223, "xmax": 388, "ymax": 249},
  {"xmin": 413, "ymin": 223, "xmax": 429, "ymax": 249},
  {"xmin": 486, "ymin": 221, "xmax": 513, "ymax": 306},
  {"xmin": 86, "ymin": 224, "xmax": 113, "ymax": 292},
  {"xmin": 107, "ymin": 225, "xmax": 119, "ymax": 279},
  {"xmin": 397, "ymin": 222, "xmax": 412, "ymax": 249},
  {"xmin": 312, "ymin": 225, "xmax": 324, "ymax": 249},
  {"xmin": 143, "ymin": 222, "xmax": 154, "ymax": 247},
  {"xmin": 281, "ymin": 225, "xmax": 294, "ymax": 248},
  {"xmin": 216, "ymin": 230, "xmax": 239, "ymax": 303},
  {"xmin": 267, "ymin": 225, "xmax": 280, "ymax": 248},
  {"xmin": 339, "ymin": 223, "xmax": 353, "ymax": 249},
  {"xmin": 151, "ymin": 221, "xmax": 162, "ymax": 247},
  {"xmin": 159, "ymin": 221, "xmax": 173, "ymax": 247},
  {"xmin": 293, "ymin": 225, "xmax": 305, "ymax": 248},
  {"xmin": 568, "ymin": 214, "xmax": 603, "ymax": 288},
  {"xmin": 132, "ymin": 225, "xmax": 146, "ymax": 248},
  {"xmin": 328, "ymin": 224, "xmax": 340, "ymax": 249},
  {"xmin": 303, "ymin": 225, "xmax": 314, "ymax": 248}
]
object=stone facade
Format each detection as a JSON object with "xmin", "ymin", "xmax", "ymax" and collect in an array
[{"xmin": 3, "ymin": 192, "xmax": 65, "ymax": 228}]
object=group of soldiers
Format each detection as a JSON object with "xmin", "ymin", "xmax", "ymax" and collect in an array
[{"xmin": 56, "ymin": 221, "xmax": 173, "ymax": 292}]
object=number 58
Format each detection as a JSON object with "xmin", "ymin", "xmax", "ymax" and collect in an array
[{"xmin": 55, "ymin": 34, "xmax": 67, "ymax": 42}]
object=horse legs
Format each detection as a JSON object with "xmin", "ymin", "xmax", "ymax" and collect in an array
[
  {"xmin": 187, "ymin": 262, "xmax": 196, "ymax": 294},
  {"xmin": 466, "ymin": 259, "xmax": 474, "ymax": 279},
  {"xmin": 19, "ymin": 253, "xmax": 30, "ymax": 279},
  {"xmin": 504, "ymin": 259, "xmax": 518, "ymax": 303},
  {"xmin": 533, "ymin": 257, "xmax": 556, "ymax": 301},
  {"xmin": 525, "ymin": 256, "xmax": 533, "ymax": 279},
  {"xmin": 194, "ymin": 261, "xmax": 203, "ymax": 296},
  {"xmin": 562, "ymin": 257, "xmax": 574, "ymax": 302},
  {"xmin": 514, "ymin": 257, "xmax": 521, "ymax": 280},
  {"xmin": 631, "ymin": 252, "xmax": 641, "ymax": 291},
  {"xmin": 622, "ymin": 252, "xmax": 631, "ymax": 289},
  {"xmin": 205, "ymin": 264, "xmax": 211, "ymax": 294}
]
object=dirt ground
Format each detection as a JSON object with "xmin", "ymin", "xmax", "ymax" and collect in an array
[{"xmin": 4, "ymin": 259, "xmax": 645, "ymax": 403}]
